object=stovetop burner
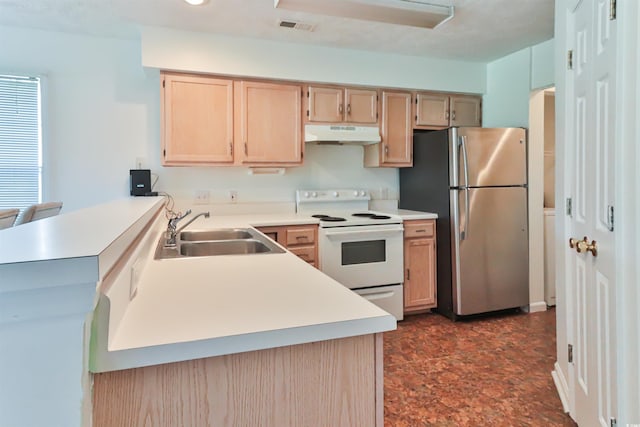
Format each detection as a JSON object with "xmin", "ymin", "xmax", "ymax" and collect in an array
[
  {"xmin": 312, "ymin": 214, "xmax": 347, "ymax": 222},
  {"xmin": 352, "ymin": 213, "xmax": 392, "ymax": 220}
]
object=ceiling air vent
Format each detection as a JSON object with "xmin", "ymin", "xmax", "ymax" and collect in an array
[{"xmin": 278, "ymin": 19, "xmax": 315, "ymax": 31}]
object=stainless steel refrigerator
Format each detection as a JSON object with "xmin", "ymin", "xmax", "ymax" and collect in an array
[{"xmin": 399, "ymin": 127, "xmax": 529, "ymax": 319}]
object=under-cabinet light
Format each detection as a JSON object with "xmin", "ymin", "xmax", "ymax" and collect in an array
[{"xmin": 274, "ymin": 0, "xmax": 454, "ymax": 29}]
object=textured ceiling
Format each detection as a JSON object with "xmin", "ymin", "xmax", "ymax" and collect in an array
[{"xmin": 0, "ymin": 0, "xmax": 554, "ymax": 62}]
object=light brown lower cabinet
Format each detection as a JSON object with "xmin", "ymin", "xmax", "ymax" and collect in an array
[
  {"xmin": 256, "ymin": 224, "xmax": 318, "ymax": 268},
  {"xmin": 92, "ymin": 334, "xmax": 384, "ymax": 427},
  {"xmin": 403, "ymin": 219, "xmax": 437, "ymax": 313}
]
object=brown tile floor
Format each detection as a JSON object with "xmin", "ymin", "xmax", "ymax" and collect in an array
[{"xmin": 383, "ymin": 309, "xmax": 577, "ymax": 426}]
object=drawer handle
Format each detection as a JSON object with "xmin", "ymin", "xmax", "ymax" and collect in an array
[
  {"xmin": 415, "ymin": 229, "xmax": 427, "ymax": 233},
  {"xmin": 296, "ymin": 236, "xmax": 308, "ymax": 241}
]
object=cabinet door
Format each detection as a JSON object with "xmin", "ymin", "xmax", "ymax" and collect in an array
[
  {"xmin": 307, "ymin": 86, "xmax": 343, "ymax": 122},
  {"xmin": 404, "ymin": 237, "xmax": 437, "ymax": 312},
  {"xmin": 450, "ymin": 95, "xmax": 481, "ymax": 127},
  {"xmin": 380, "ymin": 91, "xmax": 412, "ymax": 166},
  {"xmin": 237, "ymin": 81, "xmax": 302, "ymax": 165},
  {"xmin": 162, "ymin": 73, "xmax": 234, "ymax": 165},
  {"xmin": 415, "ymin": 92, "xmax": 449, "ymax": 128},
  {"xmin": 345, "ymin": 88, "xmax": 378, "ymax": 124}
]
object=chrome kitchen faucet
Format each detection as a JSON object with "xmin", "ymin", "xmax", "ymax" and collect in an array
[{"xmin": 165, "ymin": 210, "xmax": 210, "ymax": 247}]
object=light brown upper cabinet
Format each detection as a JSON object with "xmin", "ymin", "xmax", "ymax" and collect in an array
[
  {"xmin": 449, "ymin": 95, "xmax": 482, "ymax": 127},
  {"xmin": 235, "ymin": 81, "xmax": 303, "ymax": 166},
  {"xmin": 414, "ymin": 92, "xmax": 482, "ymax": 129},
  {"xmin": 161, "ymin": 72, "xmax": 234, "ymax": 165},
  {"xmin": 161, "ymin": 72, "xmax": 303, "ymax": 167},
  {"xmin": 306, "ymin": 86, "xmax": 378, "ymax": 124},
  {"xmin": 364, "ymin": 91, "xmax": 412, "ymax": 167}
]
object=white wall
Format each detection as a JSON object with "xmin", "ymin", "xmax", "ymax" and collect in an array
[
  {"xmin": 531, "ymin": 39, "xmax": 555, "ymax": 91},
  {"xmin": 0, "ymin": 25, "xmax": 488, "ymax": 213},
  {"xmin": 483, "ymin": 47, "xmax": 532, "ymax": 128},
  {"xmin": 483, "ymin": 39, "xmax": 555, "ymax": 127},
  {"xmin": 141, "ymin": 26, "xmax": 487, "ymax": 94}
]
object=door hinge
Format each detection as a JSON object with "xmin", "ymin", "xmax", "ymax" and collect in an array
[
  {"xmin": 306, "ymin": 90, "xmax": 309, "ymax": 98},
  {"xmin": 608, "ymin": 205, "xmax": 614, "ymax": 231},
  {"xmin": 567, "ymin": 50, "xmax": 574, "ymax": 70},
  {"xmin": 306, "ymin": 110, "xmax": 309, "ymax": 117},
  {"xmin": 609, "ymin": 0, "xmax": 616, "ymax": 20},
  {"xmin": 568, "ymin": 344, "xmax": 573, "ymax": 363},
  {"xmin": 163, "ymin": 149, "xmax": 166, "ymax": 157},
  {"xmin": 566, "ymin": 197, "xmax": 573, "ymax": 217},
  {"xmin": 162, "ymin": 80, "xmax": 165, "ymax": 88},
  {"xmin": 376, "ymin": 112, "xmax": 379, "ymax": 120}
]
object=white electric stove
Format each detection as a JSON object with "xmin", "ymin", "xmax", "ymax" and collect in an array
[{"xmin": 296, "ymin": 189, "xmax": 404, "ymax": 320}]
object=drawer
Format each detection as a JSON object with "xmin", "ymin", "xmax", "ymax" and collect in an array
[
  {"xmin": 404, "ymin": 220, "xmax": 435, "ymax": 238},
  {"xmin": 289, "ymin": 246, "xmax": 315, "ymax": 263},
  {"xmin": 286, "ymin": 227, "xmax": 316, "ymax": 246}
]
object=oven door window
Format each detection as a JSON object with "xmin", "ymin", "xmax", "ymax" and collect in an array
[{"xmin": 341, "ymin": 240, "xmax": 386, "ymax": 265}]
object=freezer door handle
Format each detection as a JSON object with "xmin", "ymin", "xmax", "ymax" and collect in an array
[
  {"xmin": 460, "ymin": 135, "xmax": 470, "ymax": 188},
  {"xmin": 459, "ymin": 135, "xmax": 470, "ymax": 240}
]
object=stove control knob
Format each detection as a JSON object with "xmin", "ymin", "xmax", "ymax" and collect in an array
[
  {"xmin": 360, "ymin": 190, "xmax": 367, "ymax": 197},
  {"xmin": 311, "ymin": 192, "xmax": 318, "ymax": 198},
  {"xmin": 333, "ymin": 191, "xmax": 339, "ymax": 198},
  {"xmin": 353, "ymin": 191, "xmax": 359, "ymax": 197},
  {"xmin": 304, "ymin": 192, "xmax": 310, "ymax": 198}
]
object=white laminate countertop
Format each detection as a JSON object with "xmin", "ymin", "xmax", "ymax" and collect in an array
[
  {"xmin": 0, "ymin": 197, "xmax": 165, "ymax": 265},
  {"xmin": 376, "ymin": 208, "xmax": 438, "ymax": 221},
  {"xmin": 89, "ymin": 209, "xmax": 396, "ymax": 372}
]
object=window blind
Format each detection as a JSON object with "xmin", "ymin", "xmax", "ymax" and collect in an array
[{"xmin": 0, "ymin": 75, "xmax": 42, "ymax": 213}]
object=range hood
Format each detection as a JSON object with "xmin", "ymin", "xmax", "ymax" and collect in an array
[{"xmin": 304, "ymin": 124, "xmax": 382, "ymax": 145}]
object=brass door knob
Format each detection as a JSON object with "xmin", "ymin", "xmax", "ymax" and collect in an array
[{"xmin": 569, "ymin": 236, "xmax": 598, "ymax": 257}]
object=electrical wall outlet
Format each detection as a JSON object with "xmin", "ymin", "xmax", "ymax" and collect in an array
[
  {"xmin": 135, "ymin": 157, "xmax": 146, "ymax": 169},
  {"xmin": 194, "ymin": 190, "xmax": 210, "ymax": 205},
  {"xmin": 229, "ymin": 190, "xmax": 238, "ymax": 203}
]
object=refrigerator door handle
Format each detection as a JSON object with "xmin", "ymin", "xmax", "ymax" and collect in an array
[
  {"xmin": 460, "ymin": 135, "xmax": 470, "ymax": 188},
  {"xmin": 461, "ymin": 187, "xmax": 469, "ymax": 240},
  {"xmin": 459, "ymin": 135, "xmax": 470, "ymax": 240}
]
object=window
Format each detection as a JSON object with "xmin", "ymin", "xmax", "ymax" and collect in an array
[{"xmin": 0, "ymin": 75, "xmax": 42, "ymax": 213}]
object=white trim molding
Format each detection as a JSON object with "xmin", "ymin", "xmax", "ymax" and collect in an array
[
  {"xmin": 528, "ymin": 301, "xmax": 548, "ymax": 313},
  {"xmin": 552, "ymin": 362, "xmax": 571, "ymax": 414}
]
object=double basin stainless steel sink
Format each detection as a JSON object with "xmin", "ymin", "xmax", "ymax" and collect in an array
[{"xmin": 155, "ymin": 228, "xmax": 285, "ymax": 259}]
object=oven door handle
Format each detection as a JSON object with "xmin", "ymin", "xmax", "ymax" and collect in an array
[
  {"xmin": 323, "ymin": 228, "xmax": 403, "ymax": 240},
  {"xmin": 361, "ymin": 290, "xmax": 395, "ymax": 301}
]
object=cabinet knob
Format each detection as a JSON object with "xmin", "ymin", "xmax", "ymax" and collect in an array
[
  {"xmin": 451, "ymin": 110, "xmax": 456, "ymax": 121},
  {"xmin": 347, "ymin": 104, "xmax": 351, "ymax": 115},
  {"xmin": 384, "ymin": 144, "xmax": 389, "ymax": 155},
  {"xmin": 339, "ymin": 104, "xmax": 344, "ymax": 115}
]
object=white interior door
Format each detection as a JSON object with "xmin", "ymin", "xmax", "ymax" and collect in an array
[{"xmin": 566, "ymin": 0, "xmax": 617, "ymax": 425}]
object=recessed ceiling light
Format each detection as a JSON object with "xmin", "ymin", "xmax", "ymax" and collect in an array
[{"xmin": 184, "ymin": 0, "xmax": 209, "ymax": 5}]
